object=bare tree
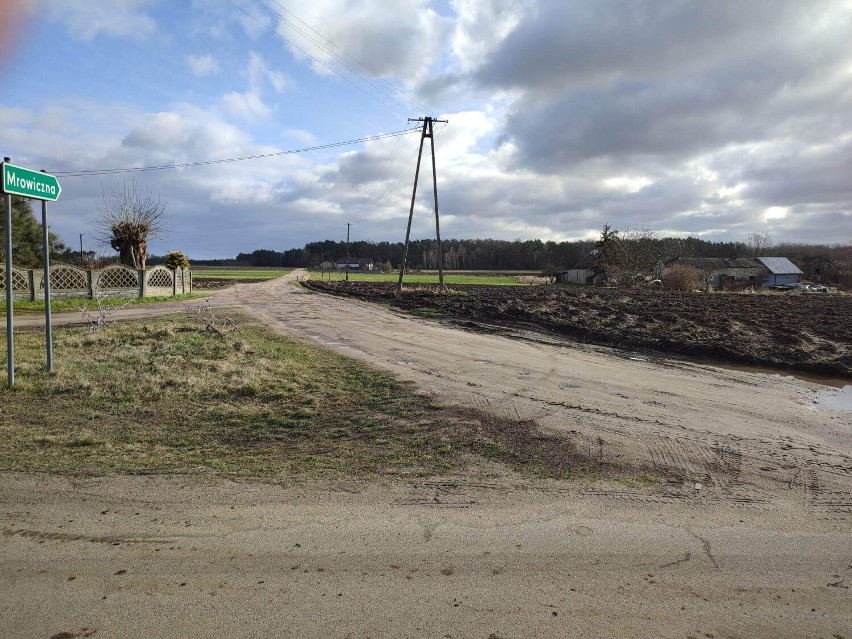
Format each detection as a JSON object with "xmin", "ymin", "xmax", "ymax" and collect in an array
[
  {"xmin": 746, "ymin": 231, "xmax": 773, "ymax": 256},
  {"xmin": 614, "ymin": 226, "xmax": 664, "ymax": 285},
  {"xmin": 95, "ymin": 181, "xmax": 168, "ymax": 270}
]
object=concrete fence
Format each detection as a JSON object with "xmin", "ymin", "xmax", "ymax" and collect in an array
[{"xmin": 1, "ymin": 264, "xmax": 192, "ymax": 302}]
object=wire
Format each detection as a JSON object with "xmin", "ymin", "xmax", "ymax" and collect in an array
[
  {"xmin": 346, "ymin": 128, "xmax": 410, "ymax": 223},
  {"xmin": 53, "ymin": 128, "xmax": 419, "ymax": 177},
  {"xmin": 225, "ymin": 0, "xmax": 410, "ymax": 119},
  {"xmin": 350, "ymin": 121, "xmax": 448, "ymax": 225},
  {"xmin": 265, "ymin": 0, "xmax": 432, "ymax": 116}
]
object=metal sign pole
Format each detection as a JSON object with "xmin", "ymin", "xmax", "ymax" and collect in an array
[
  {"xmin": 40, "ymin": 170, "xmax": 53, "ymax": 372},
  {"xmin": 3, "ymin": 156, "xmax": 14, "ymax": 388}
]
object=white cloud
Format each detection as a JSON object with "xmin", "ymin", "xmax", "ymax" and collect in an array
[
  {"xmin": 222, "ymin": 90, "xmax": 271, "ymax": 121},
  {"xmin": 45, "ymin": 0, "xmax": 157, "ymax": 41},
  {"xmin": 274, "ymin": 0, "xmax": 452, "ymax": 94},
  {"xmin": 187, "ymin": 54, "xmax": 220, "ymax": 76},
  {"xmin": 247, "ymin": 52, "xmax": 289, "ymax": 93}
]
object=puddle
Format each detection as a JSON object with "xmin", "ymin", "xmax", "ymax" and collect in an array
[{"xmin": 815, "ymin": 385, "xmax": 852, "ymax": 412}]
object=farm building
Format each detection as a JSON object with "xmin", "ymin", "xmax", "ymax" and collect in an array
[
  {"xmin": 654, "ymin": 256, "xmax": 802, "ymax": 289},
  {"xmin": 335, "ymin": 257, "xmax": 375, "ymax": 272},
  {"xmin": 556, "ymin": 251, "xmax": 604, "ymax": 285},
  {"xmin": 796, "ymin": 256, "xmax": 836, "ymax": 283},
  {"xmin": 756, "ymin": 257, "xmax": 803, "ymax": 287}
]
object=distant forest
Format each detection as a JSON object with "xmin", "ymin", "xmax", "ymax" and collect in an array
[{"xmin": 190, "ymin": 236, "xmax": 851, "ymax": 272}]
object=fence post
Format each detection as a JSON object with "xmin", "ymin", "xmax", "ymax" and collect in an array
[
  {"xmin": 172, "ymin": 269, "xmax": 177, "ymax": 296},
  {"xmin": 139, "ymin": 269, "xmax": 146, "ymax": 298},
  {"xmin": 27, "ymin": 269, "xmax": 35, "ymax": 302},
  {"xmin": 86, "ymin": 270, "xmax": 94, "ymax": 299}
]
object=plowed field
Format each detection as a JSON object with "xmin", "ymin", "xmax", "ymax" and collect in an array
[{"xmin": 303, "ymin": 282, "xmax": 852, "ymax": 376}]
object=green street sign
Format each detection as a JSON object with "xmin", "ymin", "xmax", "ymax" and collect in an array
[{"xmin": 1, "ymin": 162, "xmax": 61, "ymax": 201}]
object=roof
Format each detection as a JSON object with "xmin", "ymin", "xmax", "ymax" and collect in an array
[
  {"xmin": 570, "ymin": 250, "xmax": 599, "ymax": 270},
  {"xmin": 756, "ymin": 256, "xmax": 803, "ymax": 275},
  {"xmin": 665, "ymin": 257, "xmax": 760, "ymax": 269}
]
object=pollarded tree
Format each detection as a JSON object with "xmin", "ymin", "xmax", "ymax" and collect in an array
[{"xmin": 96, "ymin": 181, "xmax": 168, "ymax": 270}]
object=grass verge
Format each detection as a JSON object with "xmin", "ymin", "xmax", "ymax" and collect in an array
[
  {"xmin": 0, "ymin": 311, "xmax": 625, "ymax": 481},
  {"xmin": 3, "ymin": 293, "xmax": 205, "ymax": 315}
]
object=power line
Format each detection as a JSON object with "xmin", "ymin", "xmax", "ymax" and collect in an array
[
  {"xmin": 350, "ymin": 121, "xmax": 447, "ymax": 225},
  {"xmin": 346, "ymin": 128, "xmax": 411, "ymax": 224},
  {"xmin": 265, "ymin": 0, "xmax": 432, "ymax": 116},
  {"xmin": 225, "ymin": 0, "xmax": 410, "ymax": 119},
  {"xmin": 53, "ymin": 128, "xmax": 418, "ymax": 177}
]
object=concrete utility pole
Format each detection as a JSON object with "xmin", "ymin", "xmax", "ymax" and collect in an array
[
  {"xmin": 79, "ymin": 234, "xmax": 84, "ymax": 266},
  {"xmin": 345, "ymin": 222, "xmax": 350, "ymax": 281},
  {"xmin": 398, "ymin": 116, "xmax": 448, "ymax": 293}
]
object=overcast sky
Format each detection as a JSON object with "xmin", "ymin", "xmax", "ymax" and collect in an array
[{"xmin": 1, "ymin": 0, "xmax": 850, "ymax": 258}]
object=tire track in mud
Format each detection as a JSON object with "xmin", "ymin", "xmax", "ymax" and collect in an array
[
  {"xmin": 2, "ymin": 528, "xmax": 173, "ymax": 546},
  {"xmin": 392, "ymin": 477, "xmax": 773, "ymax": 509}
]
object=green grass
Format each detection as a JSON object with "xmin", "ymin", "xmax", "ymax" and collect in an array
[
  {"xmin": 193, "ymin": 266, "xmax": 293, "ymax": 280},
  {"xmin": 0, "ymin": 312, "xmax": 461, "ymax": 477},
  {"xmin": 2, "ymin": 293, "xmax": 205, "ymax": 315},
  {"xmin": 310, "ymin": 271, "xmax": 530, "ymax": 286},
  {"xmin": 0, "ymin": 312, "xmax": 620, "ymax": 481}
]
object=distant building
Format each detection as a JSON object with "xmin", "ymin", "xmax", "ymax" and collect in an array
[
  {"xmin": 796, "ymin": 256, "xmax": 836, "ymax": 283},
  {"xmin": 654, "ymin": 256, "xmax": 802, "ymax": 289},
  {"xmin": 556, "ymin": 251, "xmax": 605, "ymax": 285},
  {"xmin": 335, "ymin": 258, "xmax": 375, "ymax": 272},
  {"xmin": 756, "ymin": 257, "xmax": 803, "ymax": 287}
]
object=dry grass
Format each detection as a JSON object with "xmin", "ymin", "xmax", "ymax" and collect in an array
[{"xmin": 0, "ymin": 311, "xmax": 610, "ymax": 480}]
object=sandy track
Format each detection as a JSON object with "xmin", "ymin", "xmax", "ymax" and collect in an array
[
  {"xmin": 2, "ymin": 269, "xmax": 851, "ymax": 637},
  {"xmin": 234, "ymin": 272, "xmax": 852, "ymax": 512}
]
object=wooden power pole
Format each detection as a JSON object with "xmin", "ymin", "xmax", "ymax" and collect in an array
[{"xmin": 398, "ymin": 116, "xmax": 448, "ymax": 293}]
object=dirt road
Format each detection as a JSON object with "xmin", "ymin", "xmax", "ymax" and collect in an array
[{"xmin": 2, "ymin": 270, "xmax": 851, "ymax": 637}]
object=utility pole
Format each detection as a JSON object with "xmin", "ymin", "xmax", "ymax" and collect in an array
[
  {"xmin": 345, "ymin": 222, "xmax": 350, "ymax": 281},
  {"xmin": 398, "ymin": 116, "xmax": 448, "ymax": 293},
  {"xmin": 79, "ymin": 233, "xmax": 84, "ymax": 266}
]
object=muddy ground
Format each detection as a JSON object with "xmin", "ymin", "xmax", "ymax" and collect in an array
[{"xmin": 304, "ymin": 282, "xmax": 852, "ymax": 376}]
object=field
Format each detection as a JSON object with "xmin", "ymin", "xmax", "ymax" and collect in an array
[
  {"xmin": 192, "ymin": 266, "xmax": 293, "ymax": 289},
  {"xmin": 303, "ymin": 281, "xmax": 852, "ymax": 376},
  {"xmin": 309, "ymin": 270, "xmax": 535, "ymax": 286},
  {"xmin": 192, "ymin": 266, "xmax": 294, "ymax": 279}
]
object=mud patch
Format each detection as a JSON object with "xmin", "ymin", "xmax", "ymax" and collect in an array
[{"xmin": 303, "ymin": 281, "xmax": 852, "ymax": 377}]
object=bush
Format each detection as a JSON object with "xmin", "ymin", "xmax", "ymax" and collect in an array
[
  {"xmin": 663, "ymin": 264, "xmax": 699, "ymax": 291},
  {"xmin": 165, "ymin": 250, "xmax": 190, "ymax": 270}
]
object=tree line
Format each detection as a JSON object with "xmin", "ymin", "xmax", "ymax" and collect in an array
[{"xmin": 224, "ymin": 232, "xmax": 851, "ymax": 274}]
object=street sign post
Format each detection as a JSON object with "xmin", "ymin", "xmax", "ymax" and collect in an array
[
  {"xmin": 2, "ymin": 158, "xmax": 62, "ymax": 387},
  {"xmin": 2, "ymin": 162, "xmax": 61, "ymax": 202}
]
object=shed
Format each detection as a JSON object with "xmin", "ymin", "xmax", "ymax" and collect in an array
[
  {"xmin": 795, "ymin": 256, "xmax": 835, "ymax": 283},
  {"xmin": 755, "ymin": 257, "xmax": 802, "ymax": 287},
  {"xmin": 654, "ymin": 257, "xmax": 764, "ymax": 290},
  {"xmin": 335, "ymin": 257, "xmax": 375, "ymax": 272},
  {"xmin": 556, "ymin": 251, "xmax": 603, "ymax": 285}
]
